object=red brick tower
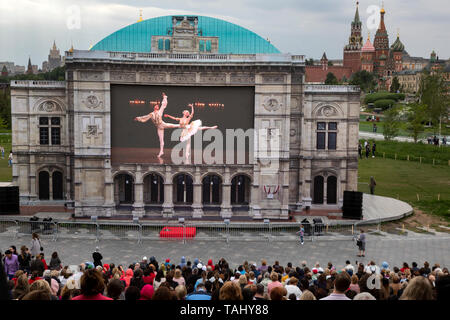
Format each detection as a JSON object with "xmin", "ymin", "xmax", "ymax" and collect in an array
[
  {"xmin": 373, "ymin": 5, "xmax": 390, "ymax": 80},
  {"xmin": 343, "ymin": 1, "xmax": 363, "ymax": 73}
]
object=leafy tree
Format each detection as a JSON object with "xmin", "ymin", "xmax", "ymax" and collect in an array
[
  {"xmin": 325, "ymin": 72, "xmax": 338, "ymax": 85},
  {"xmin": 305, "ymin": 58, "xmax": 315, "ymax": 66},
  {"xmin": 374, "ymin": 99, "xmax": 396, "ymax": 110},
  {"xmin": 383, "ymin": 106, "xmax": 401, "ymax": 141},
  {"xmin": 328, "ymin": 60, "xmax": 333, "ymax": 66},
  {"xmin": 406, "ymin": 103, "xmax": 427, "ymax": 143},
  {"xmin": 390, "ymin": 76, "xmax": 400, "ymax": 93},
  {"xmin": 349, "ymin": 70, "xmax": 377, "ymax": 92},
  {"xmin": 418, "ymin": 71, "xmax": 449, "ymax": 133}
]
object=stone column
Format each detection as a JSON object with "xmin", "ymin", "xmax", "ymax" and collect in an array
[
  {"xmin": 220, "ymin": 168, "xmax": 232, "ymax": 218},
  {"xmin": 250, "ymin": 172, "xmax": 261, "ymax": 219},
  {"xmin": 162, "ymin": 167, "xmax": 174, "ymax": 218},
  {"xmin": 192, "ymin": 168, "xmax": 203, "ymax": 218},
  {"xmin": 49, "ymin": 171, "xmax": 53, "ymax": 201},
  {"xmin": 132, "ymin": 166, "xmax": 145, "ymax": 217}
]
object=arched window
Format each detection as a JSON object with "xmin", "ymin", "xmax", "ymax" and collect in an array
[
  {"xmin": 202, "ymin": 175, "xmax": 222, "ymax": 205},
  {"xmin": 313, "ymin": 176, "xmax": 324, "ymax": 204},
  {"xmin": 327, "ymin": 176, "xmax": 337, "ymax": 204},
  {"xmin": 38, "ymin": 171, "xmax": 50, "ymax": 200},
  {"xmin": 144, "ymin": 173, "xmax": 164, "ymax": 204},
  {"xmin": 173, "ymin": 174, "xmax": 193, "ymax": 204},
  {"xmin": 52, "ymin": 171, "xmax": 63, "ymax": 200},
  {"xmin": 114, "ymin": 174, "xmax": 134, "ymax": 205},
  {"xmin": 231, "ymin": 175, "xmax": 251, "ymax": 205}
]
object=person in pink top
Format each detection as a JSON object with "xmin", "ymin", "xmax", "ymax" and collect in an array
[
  {"xmin": 72, "ymin": 269, "xmax": 112, "ymax": 300},
  {"xmin": 267, "ymin": 272, "xmax": 283, "ymax": 295},
  {"xmin": 320, "ymin": 273, "xmax": 351, "ymax": 300}
]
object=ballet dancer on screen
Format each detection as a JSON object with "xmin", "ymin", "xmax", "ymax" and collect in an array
[
  {"xmin": 164, "ymin": 103, "xmax": 217, "ymax": 159},
  {"xmin": 134, "ymin": 92, "xmax": 180, "ymax": 158}
]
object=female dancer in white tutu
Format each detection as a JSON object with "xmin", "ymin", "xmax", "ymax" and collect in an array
[
  {"xmin": 134, "ymin": 93, "xmax": 180, "ymax": 158},
  {"xmin": 164, "ymin": 103, "xmax": 217, "ymax": 159}
]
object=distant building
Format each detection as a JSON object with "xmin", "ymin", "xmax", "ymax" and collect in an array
[
  {"xmin": 0, "ymin": 62, "xmax": 15, "ymax": 75},
  {"xmin": 42, "ymin": 41, "xmax": 63, "ymax": 72},
  {"xmin": 14, "ymin": 65, "xmax": 25, "ymax": 74},
  {"xmin": 393, "ymin": 70, "xmax": 422, "ymax": 94},
  {"xmin": 305, "ymin": 52, "xmax": 352, "ymax": 83},
  {"xmin": 1, "ymin": 65, "xmax": 8, "ymax": 77},
  {"xmin": 26, "ymin": 57, "xmax": 39, "ymax": 75}
]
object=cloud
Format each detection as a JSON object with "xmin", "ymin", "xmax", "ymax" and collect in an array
[{"xmin": 0, "ymin": 0, "xmax": 449, "ymax": 67}]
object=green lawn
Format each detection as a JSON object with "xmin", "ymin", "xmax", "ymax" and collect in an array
[
  {"xmin": 0, "ymin": 141, "xmax": 12, "ymax": 182},
  {"xmin": 358, "ymin": 157, "xmax": 450, "ymax": 221}
]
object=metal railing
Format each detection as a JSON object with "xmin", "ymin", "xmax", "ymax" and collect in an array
[{"xmin": 0, "ymin": 217, "xmax": 365, "ymax": 244}]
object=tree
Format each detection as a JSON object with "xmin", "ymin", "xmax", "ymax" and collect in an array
[
  {"xmin": 349, "ymin": 70, "xmax": 377, "ymax": 92},
  {"xmin": 325, "ymin": 72, "xmax": 338, "ymax": 85},
  {"xmin": 328, "ymin": 60, "xmax": 334, "ymax": 66},
  {"xmin": 305, "ymin": 58, "xmax": 315, "ymax": 66},
  {"xmin": 382, "ymin": 106, "xmax": 401, "ymax": 141},
  {"xmin": 418, "ymin": 71, "xmax": 449, "ymax": 134},
  {"xmin": 390, "ymin": 76, "xmax": 400, "ymax": 93},
  {"xmin": 406, "ymin": 103, "xmax": 427, "ymax": 143}
]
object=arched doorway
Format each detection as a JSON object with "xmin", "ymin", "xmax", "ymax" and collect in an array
[
  {"xmin": 114, "ymin": 173, "xmax": 134, "ymax": 205},
  {"xmin": 202, "ymin": 175, "xmax": 222, "ymax": 205},
  {"xmin": 52, "ymin": 171, "xmax": 63, "ymax": 200},
  {"xmin": 313, "ymin": 176, "xmax": 324, "ymax": 204},
  {"xmin": 231, "ymin": 175, "xmax": 251, "ymax": 205},
  {"xmin": 173, "ymin": 174, "xmax": 193, "ymax": 204},
  {"xmin": 38, "ymin": 171, "xmax": 50, "ymax": 200},
  {"xmin": 327, "ymin": 176, "xmax": 337, "ymax": 204},
  {"xmin": 143, "ymin": 173, "xmax": 164, "ymax": 204}
]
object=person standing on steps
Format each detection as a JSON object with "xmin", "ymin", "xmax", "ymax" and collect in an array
[
  {"xmin": 92, "ymin": 247, "xmax": 103, "ymax": 268},
  {"xmin": 296, "ymin": 225, "xmax": 305, "ymax": 245},
  {"xmin": 357, "ymin": 230, "xmax": 366, "ymax": 257}
]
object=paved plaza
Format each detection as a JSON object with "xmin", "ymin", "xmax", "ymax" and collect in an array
[{"xmin": 1, "ymin": 231, "xmax": 449, "ymax": 270}]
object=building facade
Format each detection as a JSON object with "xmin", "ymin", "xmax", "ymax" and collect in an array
[{"xmin": 11, "ymin": 15, "xmax": 360, "ymax": 219}]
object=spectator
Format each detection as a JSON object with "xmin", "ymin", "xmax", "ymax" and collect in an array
[
  {"xmin": 8, "ymin": 151, "xmax": 13, "ymax": 167},
  {"xmin": 253, "ymin": 284, "xmax": 266, "ymax": 300},
  {"xmin": 12, "ymin": 274, "xmax": 30, "ymax": 299},
  {"xmin": 152, "ymin": 286, "xmax": 175, "ymax": 300},
  {"xmin": 125, "ymin": 286, "xmax": 141, "ymax": 301},
  {"xmin": 175, "ymin": 285, "xmax": 187, "ymax": 300},
  {"xmin": 285, "ymin": 277, "xmax": 302, "ymax": 299},
  {"xmin": 30, "ymin": 233, "xmax": 42, "ymax": 258},
  {"xmin": 30, "ymin": 254, "xmax": 45, "ymax": 277},
  {"xmin": 120, "ymin": 268, "xmax": 134, "ymax": 287},
  {"xmin": 106, "ymin": 279, "xmax": 124, "ymax": 300},
  {"xmin": 4, "ymin": 250, "xmax": 19, "ymax": 280},
  {"xmin": 49, "ymin": 252, "xmax": 62, "ymax": 271},
  {"xmin": 92, "ymin": 247, "xmax": 103, "ymax": 268},
  {"xmin": 72, "ymin": 269, "xmax": 112, "ymax": 300},
  {"xmin": 29, "ymin": 279, "xmax": 57, "ymax": 300},
  {"xmin": 349, "ymin": 274, "xmax": 360, "ymax": 293},
  {"xmin": 153, "ymin": 269, "xmax": 166, "ymax": 289},
  {"xmin": 139, "ymin": 284, "xmax": 154, "ymax": 300},
  {"xmin": 186, "ymin": 282, "xmax": 212, "ymax": 300},
  {"xmin": 173, "ymin": 269, "xmax": 185, "ymax": 286},
  {"xmin": 435, "ymin": 275, "xmax": 450, "ymax": 301},
  {"xmin": 60, "ymin": 279, "xmax": 80, "ymax": 300},
  {"xmin": 270, "ymin": 286, "xmax": 287, "ymax": 301},
  {"xmin": 357, "ymin": 230, "xmax": 366, "ymax": 257},
  {"xmin": 18, "ymin": 246, "xmax": 31, "ymax": 273},
  {"xmin": 400, "ymin": 276, "xmax": 433, "ymax": 300},
  {"xmin": 358, "ymin": 143, "xmax": 362, "ymax": 159},
  {"xmin": 299, "ymin": 290, "xmax": 316, "ymax": 300},
  {"xmin": 372, "ymin": 142, "xmax": 376, "ymax": 157},
  {"xmin": 219, "ymin": 281, "xmax": 243, "ymax": 300},
  {"xmin": 320, "ymin": 272, "xmax": 351, "ymax": 300},
  {"xmin": 267, "ymin": 272, "xmax": 282, "ymax": 295},
  {"xmin": 130, "ymin": 268, "xmax": 145, "ymax": 290},
  {"xmin": 21, "ymin": 289, "xmax": 51, "ymax": 301},
  {"xmin": 353, "ymin": 292, "xmax": 376, "ymax": 300}
]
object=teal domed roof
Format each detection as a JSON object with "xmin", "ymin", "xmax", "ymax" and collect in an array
[{"xmin": 91, "ymin": 15, "xmax": 280, "ymax": 54}]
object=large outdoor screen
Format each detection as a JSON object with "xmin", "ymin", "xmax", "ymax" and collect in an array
[{"xmin": 111, "ymin": 85, "xmax": 255, "ymax": 165}]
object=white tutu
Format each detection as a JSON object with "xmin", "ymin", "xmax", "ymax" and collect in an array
[{"xmin": 180, "ymin": 119, "xmax": 202, "ymax": 142}]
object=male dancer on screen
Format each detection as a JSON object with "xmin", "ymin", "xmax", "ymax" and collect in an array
[
  {"xmin": 134, "ymin": 92, "xmax": 180, "ymax": 158},
  {"xmin": 164, "ymin": 103, "xmax": 217, "ymax": 160}
]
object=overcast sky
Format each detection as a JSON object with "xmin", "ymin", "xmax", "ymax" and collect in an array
[{"xmin": 1, "ymin": 0, "xmax": 449, "ymax": 67}]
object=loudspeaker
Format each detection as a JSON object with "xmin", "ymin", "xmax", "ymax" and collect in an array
[
  {"xmin": 343, "ymin": 191, "xmax": 363, "ymax": 219},
  {"xmin": 0, "ymin": 186, "xmax": 20, "ymax": 214}
]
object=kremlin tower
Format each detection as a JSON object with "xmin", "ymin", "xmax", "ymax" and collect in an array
[{"xmin": 343, "ymin": 2, "xmax": 363, "ymax": 73}]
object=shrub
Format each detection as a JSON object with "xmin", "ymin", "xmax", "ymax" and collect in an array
[{"xmin": 374, "ymin": 99, "xmax": 397, "ymax": 110}]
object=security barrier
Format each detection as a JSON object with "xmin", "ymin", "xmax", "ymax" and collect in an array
[{"xmin": 0, "ymin": 217, "xmax": 362, "ymax": 244}]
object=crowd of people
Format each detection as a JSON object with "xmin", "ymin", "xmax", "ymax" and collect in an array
[
  {"xmin": 1, "ymin": 237, "xmax": 449, "ymax": 301},
  {"xmin": 358, "ymin": 140, "xmax": 376, "ymax": 159}
]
